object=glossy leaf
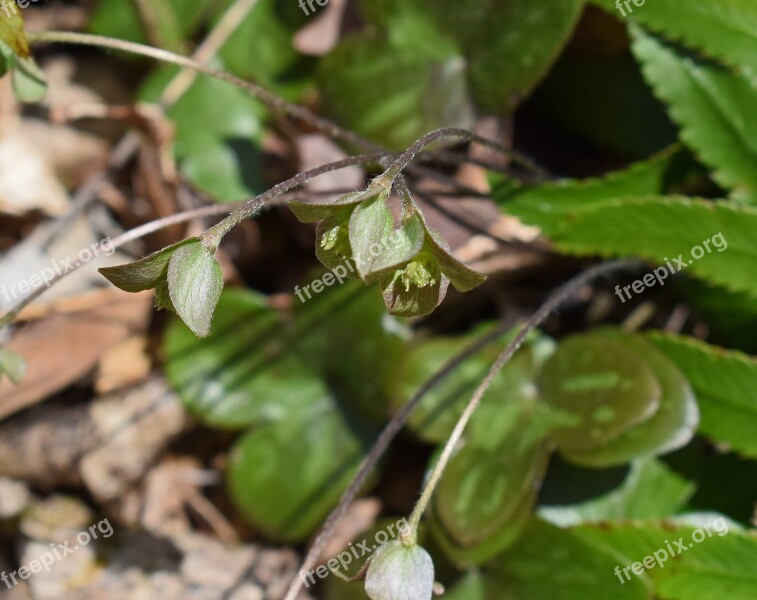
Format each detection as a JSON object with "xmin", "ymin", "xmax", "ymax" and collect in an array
[
  {"xmin": 166, "ymin": 240, "xmax": 224, "ymax": 338},
  {"xmin": 540, "ymin": 333, "xmax": 662, "ymax": 451},
  {"xmin": 562, "ymin": 331, "xmax": 698, "ymax": 468}
]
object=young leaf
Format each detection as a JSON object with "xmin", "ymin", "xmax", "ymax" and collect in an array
[
  {"xmin": 0, "ymin": 348, "xmax": 26, "ymax": 385},
  {"xmin": 99, "ymin": 239, "xmax": 199, "ymax": 293},
  {"xmin": 540, "ymin": 333, "xmax": 662, "ymax": 451},
  {"xmin": 166, "ymin": 240, "xmax": 223, "ymax": 338},
  {"xmin": 649, "ymin": 332, "xmax": 757, "ymax": 458},
  {"xmin": 365, "ymin": 540, "xmax": 435, "ymax": 600},
  {"xmin": 561, "ymin": 331, "xmax": 699, "ymax": 468},
  {"xmin": 632, "ymin": 28, "xmax": 757, "ymax": 203},
  {"xmin": 349, "ymin": 198, "xmax": 425, "ymax": 283}
]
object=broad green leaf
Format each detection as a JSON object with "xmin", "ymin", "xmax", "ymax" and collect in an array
[
  {"xmin": 291, "ymin": 281, "xmax": 409, "ymax": 423},
  {"xmin": 0, "ymin": 348, "xmax": 26, "ymax": 384},
  {"xmin": 539, "ymin": 458, "xmax": 696, "ymax": 526},
  {"xmin": 99, "ymin": 238, "xmax": 198, "ymax": 293},
  {"xmin": 431, "ymin": 435, "xmax": 550, "ymax": 565},
  {"xmin": 90, "ymin": 0, "xmax": 213, "ymax": 47},
  {"xmin": 394, "ymin": 326, "xmax": 554, "ymax": 446},
  {"xmin": 632, "ymin": 28, "xmax": 757, "ymax": 203},
  {"xmin": 365, "ymin": 541, "xmax": 434, "ymax": 600},
  {"xmin": 648, "ymin": 332, "xmax": 757, "ymax": 457},
  {"xmin": 318, "ymin": 33, "xmax": 473, "ymax": 150},
  {"xmin": 0, "ymin": 6, "xmax": 29, "ymax": 57},
  {"xmin": 491, "ymin": 519, "xmax": 651, "ymax": 600},
  {"xmin": 540, "ymin": 333, "xmax": 661, "ymax": 451},
  {"xmin": 166, "ymin": 240, "xmax": 224, "ymax": 338},
  {"xmin": 218, "ymin": 0, "xmax": 313, "ymax": 100},
  {"xmin": 141, "ymin": 68, "xmax": 266, "ymax": 202},
  {"xmin": 494, "ymin": 146, "xmax": 689, "ymax": 236},
  {"xmin": 531, "ymin": 196, "xmax": 757, "ymax": 298},
  {"xmin": 574, "ymin": 520, "xmax": 757, "ymax": 600},
  {"xmin": 165, "ymin": 289, "xmax": 326, "ymax": 429},
  {"xmin": 592, "ymin": 0, "xmax": 757, "ymax": 77},
  {"xmin": 227, "ymin": 402, "xmax": 367, "ymax": 542},
  {"xmin": 562, "ymin": 331, "xmax": 698, "ymax": 468},
  {"xmin": 362, "ymin": 0, "xmax": 586, "ymax": 113}
]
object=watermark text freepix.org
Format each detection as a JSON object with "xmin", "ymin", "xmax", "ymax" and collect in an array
[
  {"xmin": 299, "ymin": 518, "xmax": 409, "ymax": 587},
  {"xmin": 0, "ymin": 237, "xmax": 115, "ymax": 304},
  {"xmin": 616, "ymin": 0, "xmax": 646, "ymax": 18},
  {"xmin": 298, "ymin": 0, "xmax": 328, "ymax": 17},
  {"xmin": 614, "ymin": 517, "xmax": 728, "ymax": 584},
  {"xmin": 1, "ymin": 518, "xmax": 114, "ymax": 590},
  {"xmin": 614, "ymin": 232, "xmax": 727, "ymax": 303},
  {"xmin": 1, "ymin": 0, "xmax": 45, "ymax": 18}
]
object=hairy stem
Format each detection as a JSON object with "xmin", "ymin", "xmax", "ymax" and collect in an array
[
  {"xmin": 0, "ymin": 153, "xmax": 390, "ymax": 331},
  {"xmin": 283, "ymin": 258, "xmax": 641, "ymax": 600}
]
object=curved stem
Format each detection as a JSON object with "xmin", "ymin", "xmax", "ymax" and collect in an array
[
  {"xmin": 28, "ymin": 30, "xmax": 378, "ymax": 154},
  {"xmin": 0, "ymin": 153, "xmax": 391, "ymax": 331},
  {"xmin": 283, "ymin": 258, "xmax": 642, "ymax": 600},
  {"xmin": 404, "ymin": 259, "xmax": 641, "ymax": 533}
]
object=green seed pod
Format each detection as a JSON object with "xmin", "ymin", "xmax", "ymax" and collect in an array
[{"xmin": 365, "ymin": 540, "xmax": 435, "ymax": 600}]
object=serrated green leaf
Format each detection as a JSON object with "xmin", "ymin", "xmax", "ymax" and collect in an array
[
  {"xmin": 227, "ymin": 402, "xmax": 367, "ymax": 542},
  {"xmin": 592, "ymin": 0, "xmax": 757, "ymax": 77},
  {"xmin": 534, "ymin": 196, "xmax": 757, "ymax": 298},
  {"xmin": 540, "ymin": 333, "xmax": 662, "ymax": 451},
  {"xmin": 562, "ymin": 331, "xmax": 698, "ymax": 468},
  {"xmin": 166, "ymin": 240, "xmax": 223, "ymax": 338},
  {"xmin": 573, "ymin": 520, "xmax": 757, "ymax": 600},
  {"xmin": 649, "ymin": 332, "xmax": 757, "ymax": 458},
  {"xmin": 539, "ymin": 458, "xmax": 697, "ymax": 526},
  {"xmin": 0, "ymin": 348, "xmax": 26, "ymax": 385},
  {"xmin": 494, "ymin": 146, "xmax": 689, "ymax": 236},
  {"xmin": 632, "ymin": 28, "xmax": 757, "ymax": 203},
  {"xmin": 491, "ymin": 519, "xmax": 651, "ymax": 600},
  {"xmin": 99, "ymin": 238, "xmax": 198, "ymax": 293}
]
